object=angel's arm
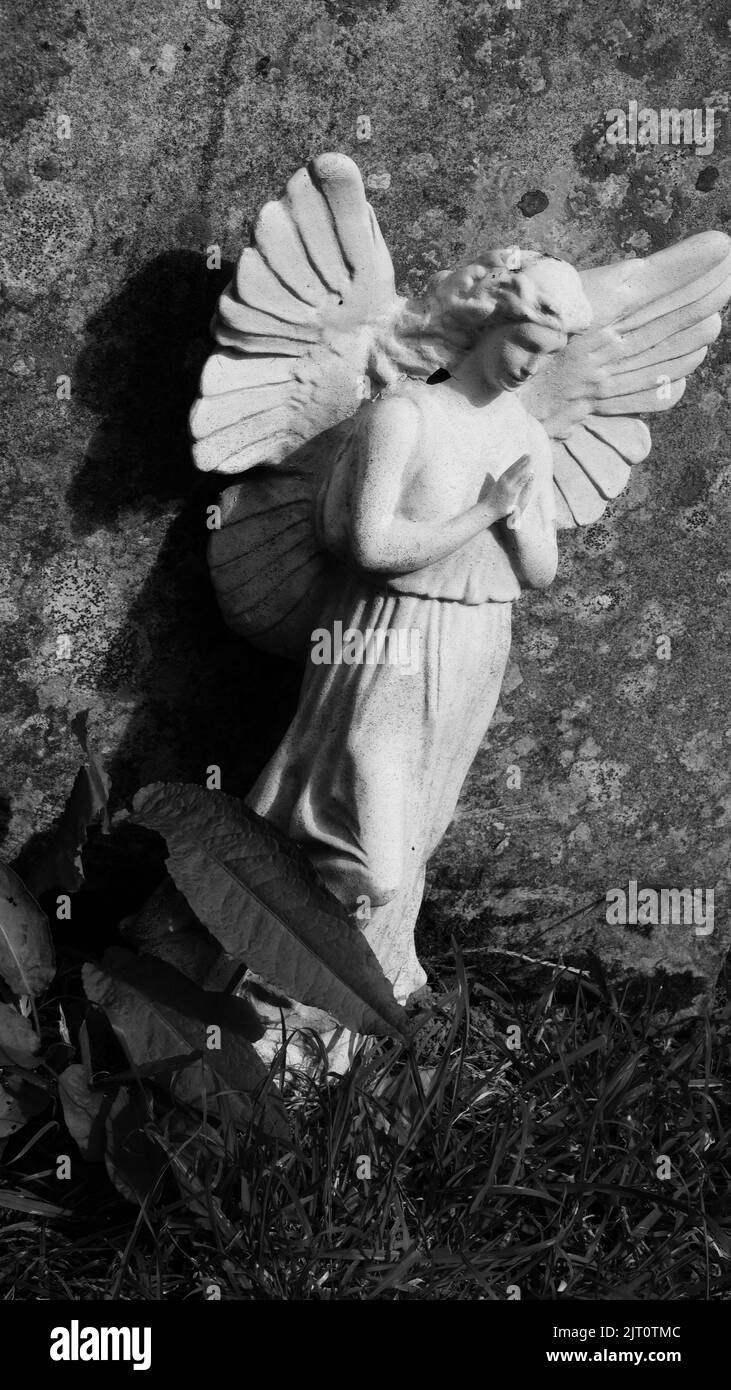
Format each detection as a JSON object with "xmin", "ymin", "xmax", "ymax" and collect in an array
[
  {"xmin": 347, "ymin": 397, "xmax": 530, "ymax": 575},
  {"xmin": 499, "ymin": 415, "xmax": 558, "ymax": 591}
]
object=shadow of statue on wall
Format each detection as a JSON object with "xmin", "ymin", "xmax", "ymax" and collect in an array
[{"xmin": 66, "ymin": 249, "xmax": 302, "ymax": 815}]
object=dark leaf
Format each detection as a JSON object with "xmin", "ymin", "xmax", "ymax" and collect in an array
[
  {"xmin": 0, "ymin": 863, "xmax": 55, "ymax": 997},
  {"xmin": 58, "ymin": 1064, "xmax": 112, "ymax": 1161},
  {"xmin": 101, "ymin": 946, "xmax": 264, "ymax": 1042},
  {"xmin": 83, "ymin": 954, "xmax": 288, "ymax": 1140},
  {"xmin": 90, "ymin": 1052, "xmax": 203, "ymax": 1088},
  {"xmin": 0, "ymin": 1003, "xmax": 41, "ymax": 1069},
  {"xmin": 104, "ymin": 1086, "xmax": 165, "ymax": 1205},
  {"xmin": 24, "ymin": 709, "xmax": 110, "ymax": 895},
  {"xmin": 0, "ymin": 1077, "xmax": 52, "ymax": 1138},
  {"xmin": 120, "ymin": 876, "xmax": 244, "ymax": 991},
  {"xmin": 79, "ymin": 1006, "xmax": 129, "ymax": 1086},
  {"xmin": 132, "ymin": 782, "xmax": 409, "ymax": 1039}
]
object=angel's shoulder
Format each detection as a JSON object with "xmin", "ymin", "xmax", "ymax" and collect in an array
[{"xmin": 359, "ymin": 390, "xmax": 424, "ymax": 448}]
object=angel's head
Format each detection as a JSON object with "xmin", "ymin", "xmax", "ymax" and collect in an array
[
  {"xmin": 428, "ymin": 248, "xmax": 593, "ymax": 393},
  {"xmin": 476, "ymin": 318, "xmax": 566, "ymax": 393}
]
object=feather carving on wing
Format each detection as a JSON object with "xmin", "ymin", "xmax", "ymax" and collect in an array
[
  {"xmin": 518, "ymin": 232, "xmax": 731, "ymax": 527},
  {"xmin": 190, "ymin": 155, "xmax": 400, "ymax": 478},
  {"xmin": 191, "ymin": 152, "xmax": 731, "ymax": 656},
  {"xmin": 191, "ymin": 154, "xmax": 445, "ymax": 659}
]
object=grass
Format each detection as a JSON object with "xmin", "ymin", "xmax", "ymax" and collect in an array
[{"xmin": 1, "ymin": 951, "xmax": 731, "ymax": 1300}]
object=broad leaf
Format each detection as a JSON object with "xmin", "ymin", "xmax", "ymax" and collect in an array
[
  {"xmin": 0, "ymin": 863, "xmax": 55, "ymax": 997},
  {"xmin": 78, "ymin": 1007, "xmax": 129, "ymax": 1087},
  {"xmin": 132, "ymin": 783, "xmax": 410, "ymax": 1039},
  {"xmin": 0, "ymin": 1078, "xmax": 52, "ymax": 1138},
  {"xmin": 24, "ymin": 710, "xmax": 110, "ymax": 896},
  {"xmin": 97, "ymin": 947, "xmax": 264, "ymax": 1043},
  {"xmin": 104, "ymin": 1086, "xmax": 165, "ymax": 1205},
  {"xmin": 121, "ymin": 876, "xmax": 244, "ymax": 992},
  {"xmin": 58, "ymin": 1064, "xmax": 112, "ymax": 1161},
  {"xmin": 83, "ymin": 954, "xmax": 287, "ymax": 1139},
  {"xmin": 0, "ymin": 1003, "xmax": 41, "ymax": 1069}
]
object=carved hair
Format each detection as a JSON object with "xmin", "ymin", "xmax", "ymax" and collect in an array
[
  {"xmin": 377, "ymin": 247, "xmax": 593, "ymax": 382},
  {"xmin": 426, "ymin": 248, "xmax": 594, "ymax": 340}
]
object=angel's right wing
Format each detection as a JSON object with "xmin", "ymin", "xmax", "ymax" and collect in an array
[
  {"xmin": 190, "ymin": 153, "xmax": 399, "ymax": 475},
  {"xmin": 191, "ymin": 154, "xmax": 409, "ymax": 659},
  {"xmin": 519, "ymin": 232, "xmax": 731, "ymax": 528}
]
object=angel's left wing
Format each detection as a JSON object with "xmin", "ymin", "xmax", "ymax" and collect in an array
[{"xmin": 518, "ymin": 232, "xmax": 731, "ymax": 528}]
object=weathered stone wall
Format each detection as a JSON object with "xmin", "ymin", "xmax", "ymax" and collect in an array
[{"xmin": 2, "ymin": 0, "xmax": 730, "ymax": 997}]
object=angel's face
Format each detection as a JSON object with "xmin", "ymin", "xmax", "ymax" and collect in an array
[{"xmin": 479, "ymin": 320, "xmax": 566, "ymax": 393}]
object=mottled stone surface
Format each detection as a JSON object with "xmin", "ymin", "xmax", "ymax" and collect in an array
[{"xmin": 1, "ymin": 0, "xmax": 730, "ymax": 1003}]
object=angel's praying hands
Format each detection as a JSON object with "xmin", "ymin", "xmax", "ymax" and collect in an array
[
  {"xmin": 343, "ymin": 317, "xmax": 569, "ymax": 593},
  {"xmin": 189, "ymin": 154, "xmax": 731, "ymax": 1069}
]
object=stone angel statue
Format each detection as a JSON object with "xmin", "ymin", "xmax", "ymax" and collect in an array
[{"xmin": 190, "ymin": 153, "xmax": 731, "ymax": 1066}]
